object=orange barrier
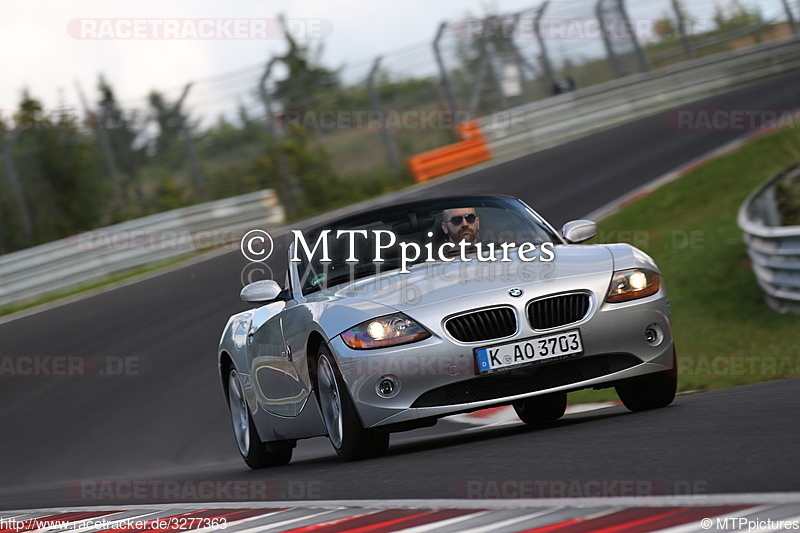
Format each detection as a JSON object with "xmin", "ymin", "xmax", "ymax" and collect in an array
[{"xmin": 407, "ymin": 120, "xmax": 492, "ymax": 183}]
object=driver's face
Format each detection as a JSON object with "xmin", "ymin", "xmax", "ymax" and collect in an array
[{"xmin": 441, "ymin": 208, "xmax": 480, "ymax": 244}]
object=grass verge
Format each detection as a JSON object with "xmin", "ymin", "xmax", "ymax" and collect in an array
[{"xmin": 569, "ymin": 127, "xmax": 800, "ymax": 404}]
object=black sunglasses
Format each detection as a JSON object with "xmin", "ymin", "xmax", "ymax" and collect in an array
[{"xmin": 447, "ymin": 213, "xmax": 477, "ymax": 225}]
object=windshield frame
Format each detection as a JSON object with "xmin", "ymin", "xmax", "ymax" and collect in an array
[{"xmin": 291, "ymin": 195, "xmax": 563, "ymax": 296}]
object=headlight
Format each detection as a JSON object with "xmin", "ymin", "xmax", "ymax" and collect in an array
[
  {"xmin": 606, "ymin": 268, "xmax": 661, "ymax": 302},
  {"xmin": 341, "ymin": 313, "xmax": 431, "ymax": 350}
]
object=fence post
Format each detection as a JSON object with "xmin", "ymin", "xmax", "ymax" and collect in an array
[
  {"xmin": 617, "ymin": 0, "xmax": 649, "ymax": 73},
  {"xmin": 77, "ymin": 82, "xmax": 122, "ymax": 204},
  {"xmin": 368, "ymin": 56, "xmax": 401, "ymax": 172},
  {"xmin": 509, "ymin": 13, "xmax": 535, "ymax": 104},
  {"xmin": 468, "ymin": 35, "xmax": 491, "ymax": 111},
  {"xmin": 259, "ymin": 58, "xmax": 305, "ymax": 216},
  {"xmin": 0, "ymin": 129, "xmax": 33, "ymax": 244},
  {"xmin": 433, "ymin": 22, "xmax": 458, "ymax": 113},
  {"xmin": 483, "ymin": 17, "xmax": 509, "ymax": 112},
  {"xmin": 534, "ymin": 2, "xmax": 558, "ymax": 93},
  {"xmin": 597, "ymin": 0, "xmax": 622, "ymax": 77},
  {"xmin": 259, "ymin": 58, "xmax": 280, "ymax": 136},
  {"xmin": 174, "ymin": 84, "xmax": 208, "ymax": 199},
  {"xmin": 781, "ymin": 0, "xmax": 798, "ymax": 35},
  {"xmin": 670, "ymin": 0, "xmax": 694, "ymax": 59}
]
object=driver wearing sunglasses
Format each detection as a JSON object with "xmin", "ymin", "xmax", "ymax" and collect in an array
[{"xmin": 441, "ymin": 208, "xmax": 480, "ymax": 244}]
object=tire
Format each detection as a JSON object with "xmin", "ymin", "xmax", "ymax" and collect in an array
[
  {"xmin": 227, "ymin": 368, "xmax": 292, "ymax": 469},
  {"xmin": 513, "ymin": 392, "xmax": 567, "ymax": 425},
  {"xmin": 615, "ymin": 368, "xmax": 677, "ymax": 412},
  {"xmin": 316, "ymin": 345, "xmax": 389, "ymax": 461}
]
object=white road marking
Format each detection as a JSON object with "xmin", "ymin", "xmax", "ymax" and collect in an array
[
  {"xmin": 228, "ymin": 509, "xmax": 347, "ymax": 533},
  {"xmin": 451, "ymin": 508, "xmax": 566, "ymax": 533},
  {"xmin": 388, "ymin": 510, "xmax": 492, "ymax": 533}
]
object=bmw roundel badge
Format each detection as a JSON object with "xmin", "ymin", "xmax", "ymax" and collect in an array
[{"xmin": 509, "ymin": 288, "xmax": 523, "ymax": 298}]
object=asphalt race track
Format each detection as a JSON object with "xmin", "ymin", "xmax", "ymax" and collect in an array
[{"xmin": 2, "ymin": 71, "xmax": 800, "ymax": 510}]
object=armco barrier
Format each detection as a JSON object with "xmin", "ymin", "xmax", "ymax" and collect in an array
[
  {"xmin": 479, "ymin": 38, "xmax": 800, "ymax": 160},
  {"xmin": 0, "ymin": 189, "xmax": 284, "ymax": 310},
  {"xmin": 738, "ymin": 163, "xmax": 800, "ymax": 314},
  {"xmin": 407, "ymin": 120, "xmax": 491, "ymax": 182}
]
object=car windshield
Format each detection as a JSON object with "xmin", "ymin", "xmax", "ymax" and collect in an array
[{"xmin": 295, "ymin": 196, "xmax": 559, "ymax": 295}]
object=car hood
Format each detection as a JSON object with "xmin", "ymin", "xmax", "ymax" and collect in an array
[{"xmin": 332, "ymin": 244, "xmax": 614, "ymax": 313}]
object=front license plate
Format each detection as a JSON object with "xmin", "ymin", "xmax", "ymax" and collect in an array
[{"xmin": 475, "ymin": 329, "xmax": 583, "ymax": 374}]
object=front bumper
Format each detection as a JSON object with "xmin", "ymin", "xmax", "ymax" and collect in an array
[{"xmin": 329, "ymin": 291, "xmax": 674, "ymax": 428}]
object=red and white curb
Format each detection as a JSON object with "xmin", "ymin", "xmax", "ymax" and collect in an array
[
  {"xmin": 4, "ymin": 497, "xmax": 800, "ymax": 533},
  {"xmin": 445, "ymin": 402, "xmax": 620, "ymax": 429}
]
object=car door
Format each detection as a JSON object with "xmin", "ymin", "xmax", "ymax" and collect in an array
[{"xmin": 249, "ymin": 301, "xmax": 297, "ymax": 417}]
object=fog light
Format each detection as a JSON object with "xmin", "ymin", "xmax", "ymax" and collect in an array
[
  {"xmin": 379, "ymin": 379, "xmax": 394, "ymax": 395},
  {"xmin": 644, "ymin": 323, "xmax": 664, "ymax": 346},
  {"xmin": 375, "ymin": 375, "xmax": 401, "ymax": 398}
]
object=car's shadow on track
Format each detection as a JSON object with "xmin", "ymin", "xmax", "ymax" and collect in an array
[{"xmin": 281, "ymin": 404, "xmax": 664, "ymax": 467}]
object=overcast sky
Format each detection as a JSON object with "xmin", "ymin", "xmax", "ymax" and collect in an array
[
  {"xmin": 1, "ymin": 0, "xmax": 544, "ymax": 113},
  {"xmin": 1, "ymin": 0, "xmax": 785, "ymax": 120}
]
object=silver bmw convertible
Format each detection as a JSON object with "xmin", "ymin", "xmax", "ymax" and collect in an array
[{"xmin": 219, "ymin": 195, "xmax": 676, "ymax": 467}]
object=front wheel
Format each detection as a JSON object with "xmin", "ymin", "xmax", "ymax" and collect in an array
[
  {"xmin": 513, "ymin": 392, "xmax": 567, "ymax": 426},
  {"xmin": 615, "ymin": 368, "xmax": 677, "ymax": 412},
  {"xmin": 227, "ymin": 368, "xmax": 292, "ymax": 469},
  {"xmin": 316, "ymin": 346, "xmax": 389, "ymax": 461}
]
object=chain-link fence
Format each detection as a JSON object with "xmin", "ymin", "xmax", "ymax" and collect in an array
[{"xmin": 1, "ymin": 0, "xmax": 797, "ymax": 253}]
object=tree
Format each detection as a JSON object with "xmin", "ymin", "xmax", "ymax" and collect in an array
[
  {"xmin": 97, "ymin": 76, "xmax": 147, "ymax": 200},
  {"xmin": 147, "ymin": 90, "xmax": 184, "ymax": 158},
  {"xmin": 271, "ymin": 15, "xmax": 340, "ymax": 113},
  {"xmin": 713, "ymin": 0, "xmax": 763, "ymax": 31},
  {"xmin": 10, "ymin": 90, "xmax": 108, "ymax": 245}
]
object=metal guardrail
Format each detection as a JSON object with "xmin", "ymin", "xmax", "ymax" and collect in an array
[
  {"xmin": 0, "ymin": 189, "xmax": 284, "ymax": 309},
  {"xmin": 738, "ymin": 163, "xmax": 800, "ymax": 314},
  {"xmin": 479, "ymin": 38, "xmax": 800, "ymax": 158}
]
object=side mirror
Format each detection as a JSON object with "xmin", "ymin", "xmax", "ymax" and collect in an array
[
  {"xmin": 240, "ymin": 280, "xmax": 284, "ymax": 303},
  {"xmin": 561, "ymin": 220, "xmax": 597, "ymax": 244}
]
